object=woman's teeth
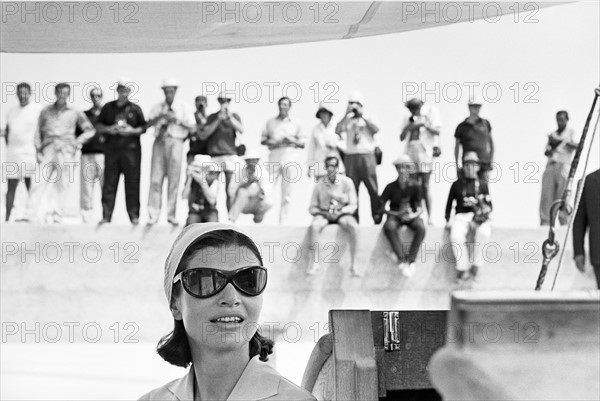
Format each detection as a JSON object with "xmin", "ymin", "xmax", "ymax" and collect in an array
[{"xmin": 214, "ymin": 317, "xmax": 242, "ymax": 323}]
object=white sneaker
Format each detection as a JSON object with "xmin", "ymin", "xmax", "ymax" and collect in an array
[
  {"xmin": 307, "ymin": 263, "xmax": 320, "ymax": 275},
  {"xmin": 407, "ymin": 263, "xmax": 416, "ymax": 277},
  {"xmin": 398, "ymin": 262, "xmax": 409, "ymax": 276}
]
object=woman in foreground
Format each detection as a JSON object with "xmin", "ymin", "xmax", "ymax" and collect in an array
[{"xmin": 139, "ymin": 223, "xmax": 315, "ymax": 401}]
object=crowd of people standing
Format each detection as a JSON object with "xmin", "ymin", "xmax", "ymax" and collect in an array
[{"xmin": 3, "ymin": 78, "xmax": 590, "ymax": 283}]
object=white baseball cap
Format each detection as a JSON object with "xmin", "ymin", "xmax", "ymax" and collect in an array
[
  {"xmin": 348, "ymin": 91, "xmax": 366, "ymax": 106},
  {"xmin": 468, "ymin": 95, "xmax": 483, "ymax": 106},
  {"xmin": 161, "ymin": 77, "xmax": 179, "ymax": 88}
]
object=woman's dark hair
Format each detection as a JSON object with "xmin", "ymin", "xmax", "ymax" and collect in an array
[{"xmin": 157, "ymin": 230, "xmax": 274, "ymax": 368}]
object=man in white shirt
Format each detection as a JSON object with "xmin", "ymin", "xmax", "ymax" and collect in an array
[
  {"xmin": 540, "ymin": 110, "xmax": 578, "ymax": 226},
  {"xmin": 400, "ymin": 98, "xmax": 442, "ymax": 224},
  {"xmin": 34, "ymin": 82, "xmax": 95, "ymax": 223},
  {"xmin": 146, "ymin": 78, "xmax": 196, "ymax": 225},
  {"xmin": 2, "ymin": 82, "xmax": 42, "ymax": 221},
  {"xmin": 261, "ymin": 97, "xmax": 304, "ymax": 223},
  {"xmin": 335, "ymin": 91, "xmax": 380, "ymax": 223}
]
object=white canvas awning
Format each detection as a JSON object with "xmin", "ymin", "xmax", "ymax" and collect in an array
[{"xmin": 0, "ymin": 1, "xmax": 564, "ymax": 53}]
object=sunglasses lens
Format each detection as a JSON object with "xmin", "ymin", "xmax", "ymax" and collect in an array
[
  {"xmin": 233, "ymin": 267, "xmax": 267, "ymax": 296},
  {"xmin": 181, "ymin": 267, "xmax": 267, "ymax": 298},
  {"xmin": 182, "ymin": 270, "xmax": 227, "ymax": 297}
]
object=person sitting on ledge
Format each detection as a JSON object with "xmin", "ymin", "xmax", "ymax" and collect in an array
[
  {"xmin": 307, "ymin": 155, "xmax": 359, "ymax": 277},
  {"xmin": 139, "ymin": 223, "xmax": 316, "ymax": 401},
  {"xmin": 445, "ymin": 151, "xmax": 493, "ymax": 282},
  {"xmin": 374, "ymin": 154, "xmax": 425, "ymax": 277}
]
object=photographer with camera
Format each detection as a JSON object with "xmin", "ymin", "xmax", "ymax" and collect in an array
[
  {"xmin": 335, "ymin": 91, "xmax": 380, "ymax": 223},
  {"xmin": 200, "ymin": 91, "xmax": 244, "ymax": 212},
  {"xmin": 540, "ymin": 110, "xmax": 578, "ymax": 226},
  {"xmin": 182, "ymin": 155, "xmax": 221, "ymax": 225},
  {"xmin": 146, "ymin": 78, "xmax": 196, "ymax": 226},
  {"xmin": 374, "ymin": 155, "xmax": 425, "ymax": 277},
  {"xmin": 307, "ymin": 155, "xmax": 359, "ymax": 276},
  {"xmin": 445, "ymin": 151, "xmax": 493, "ymax": 282}
]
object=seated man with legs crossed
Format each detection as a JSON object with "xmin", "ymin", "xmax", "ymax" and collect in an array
[
  {"xmin": 308, "ymin": 155, "xmax": 359, "ymax": 277},
  {"xmin": 375, "ymin": 154, "xmax": 426, "ymax": 277}
]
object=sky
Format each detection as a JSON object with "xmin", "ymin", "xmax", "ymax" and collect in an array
[{"xmin": 1, "ymin": 1, "xmax": 599, "ymax": 227}]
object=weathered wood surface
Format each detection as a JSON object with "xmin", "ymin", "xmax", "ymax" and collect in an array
[{"xmin": 429, "ymin": 290, "xmax": 600, "ymax": 400}]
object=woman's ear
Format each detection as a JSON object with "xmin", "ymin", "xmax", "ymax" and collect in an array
[{"xmin": 170, "ymin": 297, "xmax": 183, "ymax": 321}]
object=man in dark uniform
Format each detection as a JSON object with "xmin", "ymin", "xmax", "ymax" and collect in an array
[
  {"xmin": 573, "ymin": 169, "xmax": 600, "ymax": 288},
  {"xmin": 96, "ymin": 78, "xmax": 146, "ymax": 225}
]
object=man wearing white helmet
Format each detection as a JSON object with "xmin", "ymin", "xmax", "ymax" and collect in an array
[
  {"xmin": 146, "ymin": 78, "xmax": 196, "ymax": 225},
  {"xmin": 335, "ymin": 91, "xmax": 380, "ymax": 223},
  {"xmin": 228, "ymin": 151, "xmax": 272, "ymax": 223},
  {"xmin": 454, "ymin": 96, "xmax": 494, "ymax": 181},
  {"xmin": 374, "ymin": 154, "xmax": 425, "ymax": 277}
]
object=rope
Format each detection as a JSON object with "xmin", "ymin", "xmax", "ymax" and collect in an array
[
  {"xmin": 551, "ymin": 109, "xmax": 600, "ymax": 290},
  {"xmin": 535, "ymin": 86, "xmax": 600, "ymax": 291}
]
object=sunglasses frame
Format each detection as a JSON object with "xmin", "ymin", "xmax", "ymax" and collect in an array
[{"xmin": 173, "ymin": 266, "xmax": 268, "ymax": 299}]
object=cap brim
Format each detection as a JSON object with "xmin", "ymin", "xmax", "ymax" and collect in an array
[{"xmin": 316, "ymin": 108, "xmax": 333, "ymax": 118}]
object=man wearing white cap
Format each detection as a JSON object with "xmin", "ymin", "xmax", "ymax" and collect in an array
[
  {"xmin": 261, "ymin": 96, "xmax": 304, "ymax": 223},
  {"xmin": 146, "ymin": 78, "xmax": 196, "ymax": 225},
  {"xmin": 400, "ymin": 97, "xmax": 441, "ymax": 224},
  {"xmin": 445, "ymin": 151, "xmax": 492, "ymax": 282},
  {"xmin": 307, "ymin": 102, "xmax": 344, "ymax": 181},
  {"xmin": 454, "ymin": 96, "xmax": 494, "ymax": 181},
  {"xmin": 32, "ymin": 82, "xmax": 95, "ymax": 223},
  {"xmin": 374, "ymin": 154, "xmax": 425, "ymax": 277},
  {"xmin": 228, "ymin": 151, "xmax": 272, "ymax": 223},
  {"xmin": 96, "ymin": 78, "xmax": 147, "ymax": 225},
  {"xmin": 199, "ymin": 90, "xmax": 243, "ymax": 212},
  {"xmin": 182, "ymin": 154, "xmax": 221, "ymax": 225},
  {"xmin": 335, "ymin": 91, "xmax": 380, "ymax": 223}
]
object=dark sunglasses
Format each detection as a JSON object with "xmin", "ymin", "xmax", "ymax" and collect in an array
[
  {"xmin": 173, "ymin": 266, "xmax": 267, "ymax": 298},
  {"xmin": 91, "ymin": 93, "xmax": 103, "ymax": 98}
]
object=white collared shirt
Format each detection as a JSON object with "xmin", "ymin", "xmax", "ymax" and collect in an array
[
  {"xmin": 338, "ymin": 113, "xmax": 379, "ymax": 155},
  {"xmin": 139, "ymin": 356, "xmax": 315, "ymax": 400},
  {"xmin": 261, "ymin": 116, "xmax": 304, "ymax": 150},
  {"xmin": 149, "ymin": 99, "xmax": 195, "ymax": 140}
]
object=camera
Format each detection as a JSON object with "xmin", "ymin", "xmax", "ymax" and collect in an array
[{"xmin": 328, "ymin": 199, "xmax": 340, "ymax": 214}]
